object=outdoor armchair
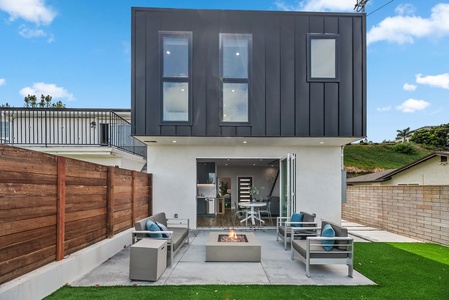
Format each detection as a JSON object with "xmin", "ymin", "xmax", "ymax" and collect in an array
[{"xmin": 276, "ymin": 211, "xmax": 318, "ymax": 250}]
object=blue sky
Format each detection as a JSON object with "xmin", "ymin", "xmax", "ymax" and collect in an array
[{"xmin": 1, "ymin": 0, "xmax": 448, "ymax": 142}]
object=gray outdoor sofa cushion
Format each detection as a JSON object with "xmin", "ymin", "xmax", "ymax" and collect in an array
[
  {"xmin": 276, "ymin": 211, "xmax": 318, "ymax": 250},
  {"xmin": 291, "ymin": 220, "xmax": 354, "ymax": 277},
  {"xmin": 132, "ymin": 212, "xmax": 189, "ymax": 267}
]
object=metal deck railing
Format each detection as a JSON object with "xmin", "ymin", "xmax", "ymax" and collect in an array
[{"xmin": 0, "ymin": 108, "xmax": 146, "ymax": 158}]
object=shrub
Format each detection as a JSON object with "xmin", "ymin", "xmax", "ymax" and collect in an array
[{"xmin": 392, "ymin": 142, "xmax": 417, "ymax": 155}]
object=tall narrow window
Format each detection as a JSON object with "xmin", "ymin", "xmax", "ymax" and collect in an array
[
  {"xmin": 161, "ymin": 32, "xmax": 192, "ymax": 122},
  {"xmin": 307, "ymin": 34, "xmax": 339, "ymax": 82},
  {"xmin": 220, "ymin": 34, "xmax": 251, "ymax": 123}
]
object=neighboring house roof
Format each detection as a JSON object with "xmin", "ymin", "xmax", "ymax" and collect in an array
[
  {"xmin": 347, "ymin": 151, "xmax": 449, "ymax": 184},
  {"xmin": 347, "ymin": 169, "xmax": 397, "ymax": 183}
]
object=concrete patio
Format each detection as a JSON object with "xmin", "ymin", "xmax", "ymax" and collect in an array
[{"xmin": 72, "ymin": 221, "xmax": 420, "ymax": 287}]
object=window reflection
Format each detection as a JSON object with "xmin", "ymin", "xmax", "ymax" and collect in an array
[
  {"xmin": 223, "ymin": 83, "xmax": 248, "ymax": 122},
  {"xmin": 163, "ymin": 36, "xmax": 189, "ymax": 77},
  {"xmin": 310, "ymin": 39, "xmax": 336, "ymax": 78},
  {"xmin": 163, "ymin": 82, "xmax": 189, "ymax": 121},
  {"xmin": 222, "ymin": 37, "xmax": 248, "ymax": 78},
  {"xmin": 220, "ymin": 33, "xmax": 251, "ymax": 123}
]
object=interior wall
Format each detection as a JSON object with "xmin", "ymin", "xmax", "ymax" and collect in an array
[{"xmin": 217, "ymin": 166, "xmax": 278, "ymax": 202}]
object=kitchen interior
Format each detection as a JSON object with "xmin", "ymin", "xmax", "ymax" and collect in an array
[{"xmin": 196, "ymin": 159, "xmax": 280, "ymax": 227}]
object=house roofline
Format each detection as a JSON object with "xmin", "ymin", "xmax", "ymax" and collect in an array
[{"xmin": 347, "ymin": 151, "xmax": 449, "ymax": 183}]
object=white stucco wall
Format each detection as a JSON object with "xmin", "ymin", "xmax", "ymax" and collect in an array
[
  {"xmin": 388, "ymin": 156, "xmax": 449, "ymax": 185},
  {"xmin": 147, "ymin": 145, "xmax": 343, "ymax": 228}
]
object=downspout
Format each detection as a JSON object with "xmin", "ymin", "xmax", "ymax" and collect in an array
[{"xmin": 341, "ymin": 146, "xmax": 347, "ymax": 204}]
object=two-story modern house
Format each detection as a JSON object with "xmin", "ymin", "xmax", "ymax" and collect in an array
[{"xmin": 131, "ymin": 8, "xmax": 366, "ymax": 228}]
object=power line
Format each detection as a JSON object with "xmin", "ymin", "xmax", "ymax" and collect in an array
[{"xmin": 367, "ymin": 0, "xmax": 395, "ymax": 16}]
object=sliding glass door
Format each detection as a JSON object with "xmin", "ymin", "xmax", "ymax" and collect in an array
[{"xmin": 280, "ymin": 153, "xmax": 296, "ymax": 218}]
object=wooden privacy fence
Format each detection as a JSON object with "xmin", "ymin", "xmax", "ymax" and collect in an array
[{"xmin": 0, "ymin": 144, "xmax": 152, "ymax": 285}]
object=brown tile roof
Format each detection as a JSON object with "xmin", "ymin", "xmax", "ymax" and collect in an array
[{"xmin": 347, "ymin": 169, "xmax": 396, "ymax": 183}]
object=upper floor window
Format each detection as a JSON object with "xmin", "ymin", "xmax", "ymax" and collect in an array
[
  {"xmin": 160, "ymin": 32, "xmax": 192, "ymax": 122},
  {"xmin": 220, "ymin": 33, "xmax": 252, "ymax": 123},
  {"xmin": 307, "ymin": 34, "xmax": 339, "ymax": 82}
]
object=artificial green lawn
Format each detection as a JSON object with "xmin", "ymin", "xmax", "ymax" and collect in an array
[{"xmin": 45, "ymin": 242, "xmax": 449, "ymax": 300}]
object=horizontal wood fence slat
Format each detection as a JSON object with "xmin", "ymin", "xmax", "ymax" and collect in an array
[{"xmin": 0, "ymin": 144, "xmax": 152, "ymax": 285}]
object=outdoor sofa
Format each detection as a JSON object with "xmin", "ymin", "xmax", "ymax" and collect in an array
[
  {"xmin": 132, "ymin": 212, "xmax": 189, "ymax": 267},
  {"xmin": 291, "ymin": 220, "xmax": 354, "ymax": 277},
  {"xmin": 276, "ymin": 211, "xmax": 318, "ymax": 250}
]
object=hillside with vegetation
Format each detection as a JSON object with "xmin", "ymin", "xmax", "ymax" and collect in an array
[{"xmin": 344, "ymin": 143, "xmax": 433, "ymax": 176}]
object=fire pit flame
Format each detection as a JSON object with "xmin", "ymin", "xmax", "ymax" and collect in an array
[
  {"xmin": 218, "ymin": 229, "xmax": 248, "ymax": 243},
  {"xmin": 228, "ymin": 229, "xmax": 237, "ymax": 240}
]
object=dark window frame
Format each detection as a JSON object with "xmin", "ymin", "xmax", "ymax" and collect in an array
[
  {"xmin": 307, "ymin": 33, "xmax": 340, "ymax": 82},
  {"xmin": 159, "ymin": 31, "xmax": 193, "ymax": 125},
  {"xmin": 219, "ymin": 33, "xmax": 252, "ymax": 126}
]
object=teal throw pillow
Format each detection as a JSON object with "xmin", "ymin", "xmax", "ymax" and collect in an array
[
  {"xmin": 321, "ymin": 223, "xmax": 335, "ymax": 251},
  {"xmin": 156, "ymin": 221, "xmax": 171, "ymax": 238},
  {"xmin": 146, "ymin": 220, "xmax": 162, "ymax": 238},
  {"xmin": 290, "ymin": 212, "xmax": 303, "ymax": 227}
]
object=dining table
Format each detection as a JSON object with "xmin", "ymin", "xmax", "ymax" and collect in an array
[{"xmin": 238, "ymin": 201, "xmax": 267, "ymax": 226}]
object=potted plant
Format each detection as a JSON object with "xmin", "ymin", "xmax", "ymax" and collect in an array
[{"xmin": 249, "ymin": 186, "xmax": 264, "ymax": 202}]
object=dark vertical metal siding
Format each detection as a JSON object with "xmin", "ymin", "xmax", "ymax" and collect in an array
[
  {"xmin": 280, "ymin": 16, "xmax": 295, "ymax": 137},
  {"xmin": 295, "ymin": 16, "xmax": 310, "ymax": 136},
  {"xmin": 131, "ymin": 8, "xmax": 366, "ymax": 138},
  {"xmin": 265, "ymin": 16, "xmax": 281, "ymax": 136},
  {"xmin": 339, "ymin": 17, "xmax": 354, "ymax": 137}
]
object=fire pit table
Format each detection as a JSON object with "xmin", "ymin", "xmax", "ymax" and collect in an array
[{"xmin": 205, "ymin": 231, "xmax": 261, "ymax": 262}]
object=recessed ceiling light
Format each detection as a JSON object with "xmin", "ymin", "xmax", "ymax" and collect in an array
[
  {"xmin": 320, "ymin": 142, "xmax": 324, "ymax": 144},
  {"xmin": 235, "ymin": 52, "xmax": 240, "ymax": 56},
  {"xmin": 166, "ymin": 50, "xmax": 171, "ymax": 55},
  {"xmin": 243, "ymin": 141, "xmax": 247, "ymax": 144},
  {"xmin": 173, "ymin": 140, "xmax": 177, "ymax": 143}
]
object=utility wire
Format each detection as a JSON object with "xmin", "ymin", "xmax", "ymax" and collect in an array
[{"xmin": 367, "ymin": 0, "xmax": 395, "ymax": 16}]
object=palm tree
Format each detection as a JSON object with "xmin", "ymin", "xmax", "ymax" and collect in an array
[{"xmin": 396, "ymin": 127, "xmax": 411, "ymax": 143}]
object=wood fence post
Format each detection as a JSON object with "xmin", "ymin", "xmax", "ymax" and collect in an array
[
  {"xmin": 106, "ymin": 166, "xmax": 115, "ymax": 238},
  {"xmin": 56, "ymin": 157, "xmax": 66, "ymax": 261},
  {"xmin": 131, "ymin": 171, "xmax": 136, "ymax": 225}
]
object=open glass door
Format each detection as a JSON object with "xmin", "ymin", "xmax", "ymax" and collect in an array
[{"xmin": 280, "ymin": 153, "xmax": 296, "ymax": 218}]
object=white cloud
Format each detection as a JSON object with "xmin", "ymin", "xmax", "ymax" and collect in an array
[
  {"xmin": 20, "ymin": 82, "xmax": 74, "ymax": 101},
  {"xmin": 403, "ymin": 83, "xmax": 417, "ymax": 91},
  {"xmin": 396, "ymin": 99, "xmax": 430, "ymax": 113},
  {"xmin": 367, "ymin": 3, "xmax": 449, "ymax": 45},
  {"xmin": 415, "ymin": 73, "xmax": 449, "ymax": 90},
  {"xmin": 376, "ymin": 106, "xmax": 391, "ymax": 112},
  {"xmin": 0, "ymin": 78, "xmax": 5, "ymax": 86},
  {"xmin": 18, "ymin": 24, "xmax": 54, "ymax": 42},
  {"xmin": 0, "ymin": 0, "xmax": 56, "ymax": 25},
  {"xmin": 395, "ymin": 4, "xmax": 416, "ymax": 16},
  {"xmin": 275, "ymin": 0, "xmax": 355, "ymax": 12}
]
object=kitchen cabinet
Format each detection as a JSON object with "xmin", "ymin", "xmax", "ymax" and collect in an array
[{"xmin": 197, "ymin": 162, "xmax": 215, "ymax": 184}]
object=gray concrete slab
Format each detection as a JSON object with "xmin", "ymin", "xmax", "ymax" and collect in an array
[
  {"xmin": 342, "ymin": 220, "xmax": 422, "ymax": 243},
  {"xmin": 72, "ymin": 229, "xmax": 375, "ymax": 287}
]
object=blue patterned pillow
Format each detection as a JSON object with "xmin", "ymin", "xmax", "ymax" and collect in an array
[
  {"xmin": 146, "ymin": 220, "xmax": 162, "ymax": 238},
  {"xmin": 156, "ymin": 221, "xmax": 171, "ymax": 238},
  {"xmin": 291, "ymin": 212, "xmax": 303, "ymax": 227},
  {"xmin": 321, "ymin": 223, "xmax": 335, "ymax": 251}
]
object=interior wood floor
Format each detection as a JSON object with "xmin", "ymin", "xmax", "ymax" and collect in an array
[{"xmin": 197, "ymin": 208, "xmax": 276, "ymax": 228}]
